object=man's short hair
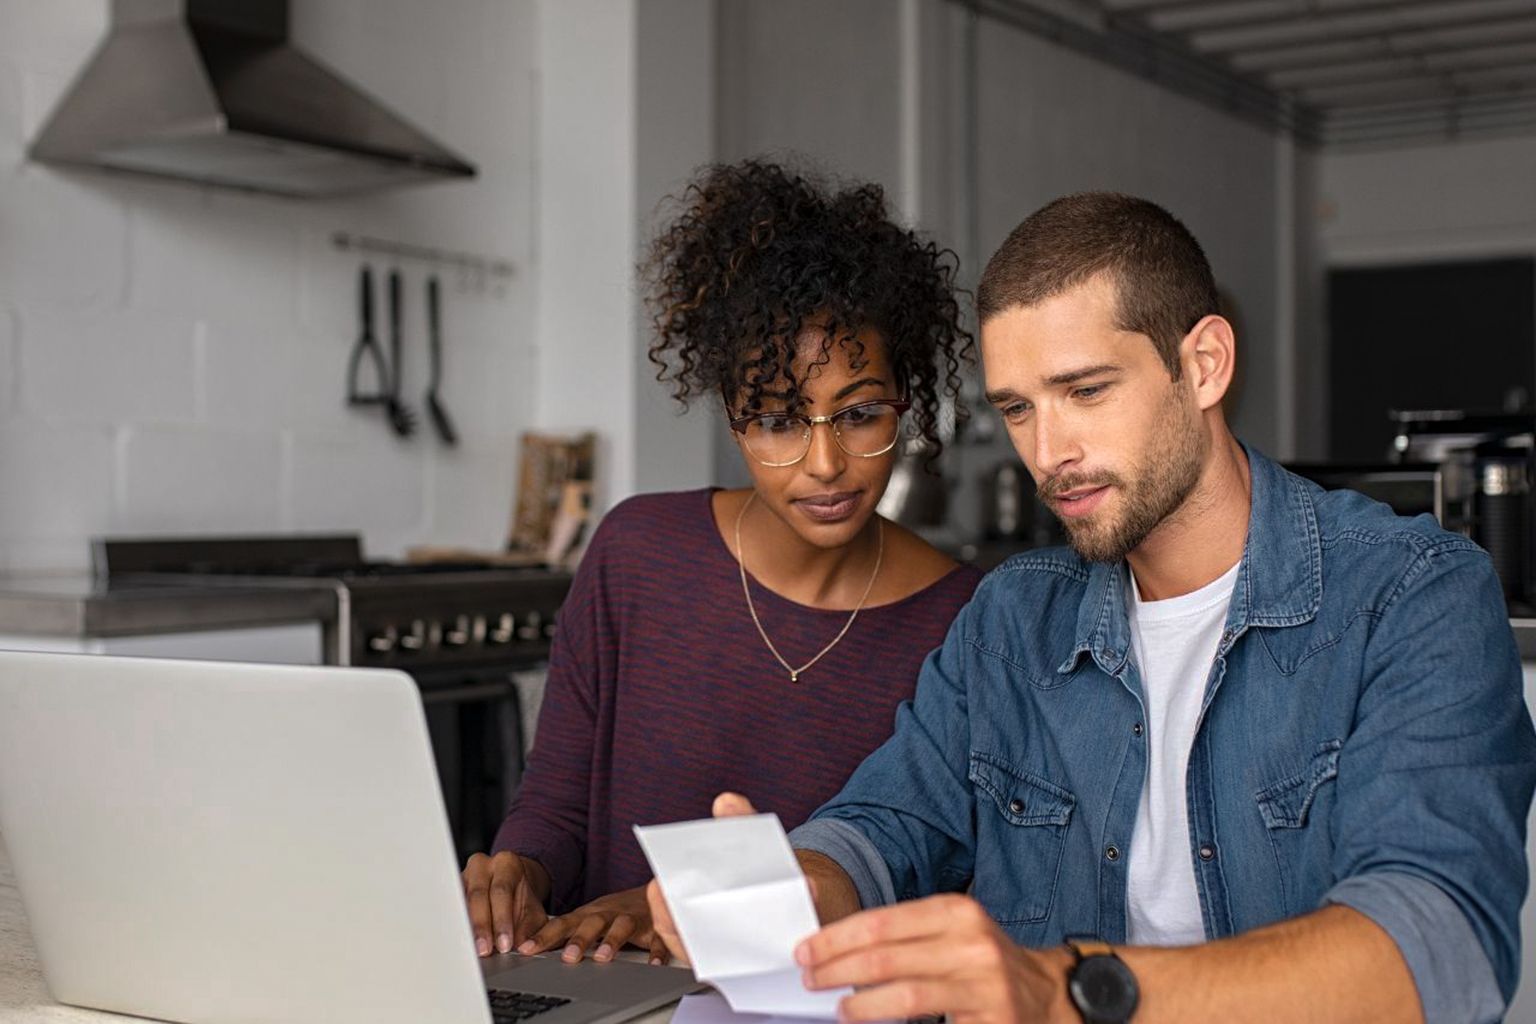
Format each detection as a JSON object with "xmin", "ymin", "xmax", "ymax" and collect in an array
[{"xmin": 976, "ymin": 192, "xmax": 1219, "ymax": 379}]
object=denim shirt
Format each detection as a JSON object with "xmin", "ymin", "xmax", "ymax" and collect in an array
[{"xmin": 791, "ymin": 446, "xmax": 1536, "ymax": 1023}]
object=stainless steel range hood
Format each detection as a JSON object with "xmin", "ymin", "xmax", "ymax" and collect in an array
[{"xmin": 30, "ymin": 0, "xmax": 477, "ymax": 199}]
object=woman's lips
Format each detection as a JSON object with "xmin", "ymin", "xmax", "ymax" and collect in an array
[
  {"xmin": 794, "ymin": 491, "xmax": 862, "ymax": 523},
  {"xmin": 1051, "ymin": 485, "xmax": 1110, "ymax": 519}
]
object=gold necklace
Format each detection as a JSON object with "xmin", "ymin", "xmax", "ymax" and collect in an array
[{"xmin": 733, "ymin": 491, "xmax": 884, "ymax": 683}]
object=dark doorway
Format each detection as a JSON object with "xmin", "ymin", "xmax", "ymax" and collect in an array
[{"xmin": 1327, "ymin": 258, "xmax": 1535, "ymax": 461}]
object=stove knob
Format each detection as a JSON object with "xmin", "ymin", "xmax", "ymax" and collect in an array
[
  {"xmin": 516, "ymin": 610, "xmax": 542, "ymax": 642},
  {"xmin": 471, "ymin": 614, "xmax": 488, "ymax": 644},
  {"xmin": 489, "ymin": 613, "xmax": 515, "ymax": 645},
  {"xmin": 399, "ymin": 619, "xmax": 427, "ymax": 652},
  {"xmin": 367, "ymin": 626, "xmax": 398, "ymax": 654},
  {"xmin": 542, "ymin": 617, "xmax": 557, "ymax": 640},
  {"xmin": 444, "ymin": 615, "xmax": 472, "ymax": 647}
]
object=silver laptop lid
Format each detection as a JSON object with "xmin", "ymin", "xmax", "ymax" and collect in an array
[{"xmin": 0, "ymin": 650, "xmax": 491, "ymax": 1024}]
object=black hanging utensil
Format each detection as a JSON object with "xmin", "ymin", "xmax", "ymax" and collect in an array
[
  {"xmin": 424, "ymin": 275, "xmax": 459, "ymax": 446},
  {"xmin": 346, "ymin": 265, "xmax": 390, "ymax": 406},
  {"xmin": 384, "ymin": 268, "xmax": 418, "ymax": 438}
]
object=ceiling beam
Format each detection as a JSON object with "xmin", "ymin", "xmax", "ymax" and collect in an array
[
  {"xmin": 1229, "ymin": 12, "xmax": 1536, "ymax": 71},
  {"xmin": 1145, "ymin": 0, "xmax": 1455, "ymax": 33},
  {"xmin": 1190, "ymin": 0, "xmax": 1536, "ymax": 55},
  {"xmin": 1298, "ymin": 64, "xmax": 1536, "ymax": 104},
  {"xmin": 1266, "ymin": 41, "xmax": 1536, "ymax": 88}
]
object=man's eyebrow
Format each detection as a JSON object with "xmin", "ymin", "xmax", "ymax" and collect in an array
[
  {"xmin": 832, "ymin": 377, "xmax": 885, "ymax": 401},
  {"xmin": 984, "ymin": 387, "xmax": 1022, "ymax": 407},
  {"xmin": 1042, "ymin": 364, "xmax": 1121, "ymax": 387}
]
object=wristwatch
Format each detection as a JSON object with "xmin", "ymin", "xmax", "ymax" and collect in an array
[{"xmin": 1065, "ymin": 937, "xmax": 1139, "ymax": 1024}]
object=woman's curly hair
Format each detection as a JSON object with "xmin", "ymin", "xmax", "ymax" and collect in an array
[{"xmin": 643, "ymin": 159, "xmax": 972, "ymax": 457}]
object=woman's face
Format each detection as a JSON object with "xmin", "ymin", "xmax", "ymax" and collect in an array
[{"xmin": 730, "ymin": 325, "xmax": 903, "ymax": 552}]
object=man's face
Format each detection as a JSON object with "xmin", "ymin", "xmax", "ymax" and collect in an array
[{"xmin": 980, "ymin": 274, "xmax": 1206, "ymax": 563}]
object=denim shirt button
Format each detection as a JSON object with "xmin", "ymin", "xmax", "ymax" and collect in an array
[
  {"xmin": 1008, "ymin": 798, "xmax": 1025, "ymax": 815},
  {"xmin": 1132, "ymin": 722, "xmax": 1143, "ymax": 737},
  {"xmin": 1105, "ymin": 845, "xmax": 1120, "ymax": 861},
  {"xmin": 1199, "ymin": 844, "xmax": 1216, "ymax": 862}
]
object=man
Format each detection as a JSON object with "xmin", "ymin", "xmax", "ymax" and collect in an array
[{"xmin": 648, "ymin": 193, "xmax": 1536, "ymax": 1023}]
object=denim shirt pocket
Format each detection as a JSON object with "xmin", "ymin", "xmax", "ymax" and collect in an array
[
  {"xmin": 967, "ymin": 752, "xmax": 1075, "ymax": 925},
  {"xmin": 1253, "ymin": 739, "xmax": 1342, "ymax": 912}
]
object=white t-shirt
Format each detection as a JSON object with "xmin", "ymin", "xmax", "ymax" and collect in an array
[{"xmin": 1124, "ymin": 560, "xmax": 1240, "ymax": 947}]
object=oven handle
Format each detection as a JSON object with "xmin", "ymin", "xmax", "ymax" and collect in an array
[{"xmin": 420, "ymin": 680, "xmax": 518, "ymax": 705}]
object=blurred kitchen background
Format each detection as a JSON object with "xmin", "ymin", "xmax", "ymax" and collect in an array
[
  {"xmin": 0, "ymin": 0, "xmax": 1531, "ymax": 576},
  {"xmin": 2, "ymin": 0, "xmax": 1536, "ymax": 1006}
]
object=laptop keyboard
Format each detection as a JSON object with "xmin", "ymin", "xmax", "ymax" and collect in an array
[{"xmin": 488, "ymin": 989, "xmax": 573, "ymax": 1024}]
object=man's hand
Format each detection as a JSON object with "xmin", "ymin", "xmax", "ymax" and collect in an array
[
  {"xmin": 463, "ymin": 851, "xmax": 551, "ymax": 957},
  {"xmin": 517, "ymin": 884, "xmax": 670, "ymax": 965},
  {"xmin": 796, "ymin": 893, "xmax": 1076, "ymax": 1024}
]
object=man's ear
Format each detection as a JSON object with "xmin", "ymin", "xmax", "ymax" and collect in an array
[{"xmin": 1180, "ymin": 314, "xmax": 1236, "ymax": 411}]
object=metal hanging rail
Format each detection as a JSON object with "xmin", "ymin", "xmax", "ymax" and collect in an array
[{"xmin": 331, "ymin": 231, "xmax": 514, "ymax": 279}]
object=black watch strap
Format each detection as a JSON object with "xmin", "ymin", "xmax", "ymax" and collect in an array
[{"xmin": 1065, "ymin": 937, "xmax": 1139, "ymax": 1024}]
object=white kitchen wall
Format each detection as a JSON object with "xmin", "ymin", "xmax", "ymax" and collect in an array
[
  {"xmin": 1318, "ymin": 134, "xmax": 1536, "ymax": 267},
  {"xmin": 712, "ymin": 0, "xmax": 1299, "ymax": 532},
  {"xmin": 974, "ymin": 16, "xmax": 1286, "ymax": 458},
  {"xmin": 0, "ymin": 0, "xmax": 539, "ymax": 572}
]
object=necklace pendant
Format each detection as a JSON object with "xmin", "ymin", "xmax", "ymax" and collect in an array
[{"xmin": 789, "ymin": 670, "xmax": 799, "ymax": 683}]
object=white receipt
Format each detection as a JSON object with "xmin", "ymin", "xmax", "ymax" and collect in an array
[{"xmin": 634, "ymin": 814, "xmax": 848, "ymax": 1018}]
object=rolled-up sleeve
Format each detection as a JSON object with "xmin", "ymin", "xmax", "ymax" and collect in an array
[
  {"xmin": 1325, "ymin": 872, "xmax": 1505, "ymax": 1024},
  {"xmin": 788, "ymin": 818, "xmax": 898, "ymax": 910},
  {"xmin": 1329, "ymin": 542, "xmax": 1536, "ymax": 1021}
]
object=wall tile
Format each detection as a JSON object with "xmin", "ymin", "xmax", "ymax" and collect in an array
[
  {"xmin": 0, "ymin": 1, "xmax": 107, "ymax": 78},
  {"xmin": 18, "ymin": 305, "xmax": 197, "ymax": 424},
  {"xmin": 0, "ymin": 418, "xmax": 116, "ymax": 542},
  {"xmin": 289, "ymin": 432, "xmax": 427, "ymax": 536},
  {"xmin": 0, "ymin": 55, "xmax": 23, "ymax": 171},
  {"xmin": 126, "ymin": 188, "xmax": 303, "ymax": 324},
  {"xmin": 0, "ymin": 538, "xmax": 92, "ymax": 574},
  {"xmin": 0, "ymin": 165, "xmax": 128, "ymax": 309},
  {"xmin": 0, "ymin": 302, "xmax": 15, "ymax": 419},
  {"xmin": 427, "ymin": 443, "xmax": 518, "ymax": 550},
  {"xmin": 201, "ymin": 319, "xmax": 362, "ymax": 434},
  {"xmin": 119, "ymin": 425, "xmax": 284, "ymax": 534}
]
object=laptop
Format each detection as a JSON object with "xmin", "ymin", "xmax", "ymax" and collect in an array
[{"xmin": 0, "ymin": 650, "xmax": 701, "ymax": 1024}]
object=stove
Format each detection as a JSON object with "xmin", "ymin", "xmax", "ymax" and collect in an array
[
  {"xmin": 94, "ymin": 534, "xmax": 575, "ymax": 859},
  {"xmin": 95, "ymin": 534, "xmax": 573, "ymax": 674}
]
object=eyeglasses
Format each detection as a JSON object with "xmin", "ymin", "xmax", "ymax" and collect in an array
[{"xmin": 729, "ymin": 399, "xmax": 911, "ymax": 467}]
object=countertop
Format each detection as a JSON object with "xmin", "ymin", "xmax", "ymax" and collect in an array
[{"xmin": 0, "ymin": 575, "xmax": 337, "ymax": 639}]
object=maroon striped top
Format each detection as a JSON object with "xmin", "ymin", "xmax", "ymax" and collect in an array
[{"xmin": 492, "ymin": 489, "xmax": 982, "ymax": 912}]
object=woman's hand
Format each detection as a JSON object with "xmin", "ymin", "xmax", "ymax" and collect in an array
[
  {"xmin": 519, "ymin": 885, "xmax": 670, "ymax": 964},
  {"xmin": 463, "ymin": 851, "xmax": 551, "ymax": 957}
]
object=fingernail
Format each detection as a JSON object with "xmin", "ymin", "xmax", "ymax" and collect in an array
[
  {"xmin": 497, "ymin": 933, "xmax": 512, "ymax": 954},
  {"xmin": 595, "ymin": 943, "xmax": 613, "ymax": 961},
  {"xmin": 563, "ymin": 943, "xmax": 582, "ymax": 962},
  {"xmin": 517, "ymin": 940, "xmax": 536, "ymax": 955},
  {"xmin": 794, "ymin": 943, "xmax": 810, "ymax": 965},
  {"xmin": 476, "ymin": 937, "xmax": 490, "ymax": 957},
  {"xmin": 650, "ymin": 957, "xmax": 664, "ymax": 966}
]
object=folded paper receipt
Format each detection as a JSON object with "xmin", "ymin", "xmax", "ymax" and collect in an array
[{"xmin": 634, "ymin": 814, "xmax": 849, "ymax": 1018}]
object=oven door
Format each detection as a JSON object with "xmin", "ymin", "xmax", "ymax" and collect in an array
[{"xmin": 418, "ymin": 671, "xmax": 526, "ymax": 863}]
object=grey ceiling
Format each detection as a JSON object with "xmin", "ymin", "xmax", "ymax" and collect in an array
[{"xmin": 986, "ymin": 0, "xmax": 1536, "ymax": 147}]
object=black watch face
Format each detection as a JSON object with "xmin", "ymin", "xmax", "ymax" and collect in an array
[{"xmin": 1069, "ymin": 955, "xmax": 1139, "ymax": 1023}]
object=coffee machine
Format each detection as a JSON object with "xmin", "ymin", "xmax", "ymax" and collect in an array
[{"xmin": 1388, "ymin": 410, "xmax": 1534, "ymax": 613}]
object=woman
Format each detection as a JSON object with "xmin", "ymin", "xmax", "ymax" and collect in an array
[{"xmin": 463, "ymin": 159, "xmax": 981, "ymax": 966}]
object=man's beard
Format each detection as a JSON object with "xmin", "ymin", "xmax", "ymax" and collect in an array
[{"xmin": 1039, "ymin": 394, "xmax": 1206, "ymax": 564}]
